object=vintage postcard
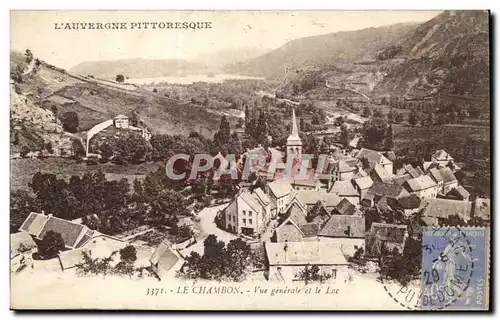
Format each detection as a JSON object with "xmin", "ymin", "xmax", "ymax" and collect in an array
[{"xmin": 10, "ymin": 10, "xmax": 491, "ymax": 310}]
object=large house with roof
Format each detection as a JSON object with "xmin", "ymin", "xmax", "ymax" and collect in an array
[
  {"xmin": 361, "ymin": 182, "xmax": 410, "ymax": 208},
  {"xmin": 328, "ymin": 180, "xmax": 359, "ymax": 205},
  {"xmin": 352, "ymin": 176, "xmax": 373, "ymax": 200},
  {"xmin": 419, "ymin": 198, "xmax": 473, "ymax": 225},
  {"xmin": 265, "ymin": 241, "xmax": 349, "ymax": 282},
  {"xmin": 402, "ymin": 175, "xmax": 438, "ymax": 199},
  {"xmin": 317, "ymin": 214, "xmax": 365, "ymax": 255},
  {"xmin": 266, "ymin": 179, "xmax": 295, "ymax": 215},
  {"xmin": 19, "ymin": 212, "xmax": 91, "ymax": 250},
  {"xmin": 438, "ymin": 167, "xmax": 459, "ymax": 194},
  {"xmin": 431, "ymin": 149, "xmax": 454, "ymax": 167},
  {"xmin": 113, "ymin": 114, "xmax": 130, "ymax": 129},
  {"xmin": 223, "ymin": 188, "xmax": 272, "ymax": 236},
  {"xmin": 355, "ymin": 148, "xmax": 394, "ymax": 175}
]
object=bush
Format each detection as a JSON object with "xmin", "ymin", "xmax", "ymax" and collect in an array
[
  {"xmin": 20, "ymin": 145, "xmax": 30, "ymax": 158},
  {"xmin": 38, "ymin": 231, "xmax": 65, "ymax": 259},
  {"xmin": 61, "ymin": 112, "xmax": 79, "ymax": 133}
]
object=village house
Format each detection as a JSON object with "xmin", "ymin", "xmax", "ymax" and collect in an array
[
  {"xmin": 19, "ymin": 212, "xmax": 91, "ymax": 250},
  {"xmin": 331, "ymin": 198, "xmax": 362, "ymax": 216},
  {"xmin": 431, "ymin": 149, "xmax": 454, "ymax": 167},
  {"xmin": 317, "ymin": 213, "xmax": 365, "ymax": 255},
  {"xmin": 419, "ymin": 198, "xmax": 473, "ymax": 225},
  {"xmin": 328, "ymin": 181, "xmax": 359, "ymax": 205},
  {"xmin": 266, "ymin": 179, "xmax": 294, "ymax": 215},
  {"xmin": 150, "ymin": 240, "xmax": 185, "ymax": 280},
  {"xmin": 113, "ymin": 114, "xmax": 129, "ymax": 129},
  {"xmin": 392, "ymin": 173, "xmax": 412, "ymax": 186},
  {"xmin": 396, "ymin": 164, "xmax": 424, "ymax": 179},
  {"xmin": 361, "ymin": 182, "xmax": 410, "ymax": 208},
  {"xmin": 386, "ymin": 194, "xmax": 422, "ymax": 216},
  {"xmin": 444, "ymin": 186, "xmax": 471, "ymax": 201},
  {"xmin": 365, "ymin": 223, "xmax": 408, "ymax": 259},
  {"xmin": 352, "ymin": 176, "xmax": 373, "ymax": 200},
  {"xmin": 439, "ymin": 167, "xmax": 459, "ymax": 194},
  {"xmin": 370, "ymin": 163, "xmax": 392, "ymax": 183},
  {"xmin": 265, "ymin": 241, "xmax": 349, "ymax": 283},
  {"xmin": 223, "ymin": 188, "xmax": 271, "ymax": 236},
  {"xmin": 327, "ymin": 159, "xmax": 357, "ymax": 183},
  {"xmin": 354, "ymin": 148, "xmax": 394, "ymax": 175},
  {"xmin": 427, "ymin": 168, "xmax": 445, "ymax": 194},
  {"xmin": 271, "ymin": 215, "xmax": 319, "ymax": 243},
  {"xmin": 402, "ymin": 175, "xmax": 438, "ymax": 199},
  {"xmin": 296, "ymin": 190, "xmax": 342, "ymax": 212}
]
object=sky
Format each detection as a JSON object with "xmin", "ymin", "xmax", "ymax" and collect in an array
[{"xmin": 11, "ymin": 10, "xmax": 441, "ymax": 69}]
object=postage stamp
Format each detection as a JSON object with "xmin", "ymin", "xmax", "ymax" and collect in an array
[{"xmin": 420, "ymin": 226, "xmax": 489, "ymax": 310}]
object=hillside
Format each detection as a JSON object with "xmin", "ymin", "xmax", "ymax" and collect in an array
[
  {"xmin": 225, "ymin": 23, "xmax": 418, "ymax": 79},
  {"xmin": 69, "ymin": 58, "xmax": 207, "ymax": 79},
  {"xmin": 373, "ymin": 10, "xmax": 490, "ymax": 100},
  {"xmin": 10, "ymin": 51, "xmax": 228, "ymax": 155}
]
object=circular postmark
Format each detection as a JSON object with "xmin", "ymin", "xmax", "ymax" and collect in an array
[{"xmin": 381, "ymin": 226, "xmax": 475, "ymax": 310}]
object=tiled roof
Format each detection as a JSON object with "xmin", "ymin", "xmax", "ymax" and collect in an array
[
  {"xmin": 404, "ymin": 175, "xmax": 437, "ymax": 192},
  {"xmin": 150, "ymin": 240, "xmax": 181, "ymax": 272},
  {"xmin": 296, "ymin": 191, "xmax": 342, "ymax": 211},
  {"xmin": 268, "ymin": 179, "xmax": 293, "ymax": 198},
  {"xmin": 367, "ymin": 182, "xmax": 409, "ymax": 199},
  {"xmin": 387, "ymin": 194, "xmax": 421, "ymax": 210},
  {"xmin": 397, "ymin": 164, "xmax": 422, "ymax": 179},
  {"xmin": 438, "ymin": 167, "xmax": 457, "ymax": 183},
  {"xmin": 329, "ymin": 181, "xmax": 359, "ymax": 197},
  {"xmin": 427, "ymin": 168, "xmax": 444, "ymax": 183},
  {"xmin": 331, "ymin": 160, "xmax": 356, "ymax": 173},
  {"xmin": 318, "ymin": 215, "xmax": 365, "ymax": 238},
  {"xmin": 432, "ymin": 149, "xmax": 453, "ymax": 161},
  {"xmin": 286, "ymin": 202, "xmax": 308, "ymax": 226},
  {"xmin": 265, "ymin": 241, "xmax": 348, "ymax": 266},
  {"xmin": 356, "ymin": 148, "xmax": 391, "ymax": 165},
  {"xmin": 332, "ymin": 198, "xmax": 358, "ymax": 216},
  {"xmin": 353, "ymin": 176, "xmax": 373, "ymax": 190},
  {"xmin": 38, "ymin": 216, "xmax": 88, "ymax": 249},
  {"xmin": 419, "ymin": 198, "xmax": 473, "ymax": 221},
  {"xmin": 114, "ymin": 114, "xmax": 129, "ymax": 119},
  {"xmin": 372, "ymin": 163, "xmax": 392, "ymax": 183},
  {"xmin": 299, "ymin": 223, "xmax": 321, "ymax": 237},
  {"xmin": 446, "ymin": 186, "xmax": 470, "ymax": 200},
  {"xmin": 19, "ymin": 212, "xmax": 49, "ymax": 237},
  {"xmin": 239, "ymin": 190, "xmax": 265, "ymax": 213},
  {"xmin": 254, "ymin": 187, "xmax": 270, "ymax": 206},
  {"xmin": 392, "ymin": 174, "xmax": 412, "ymax": 186}
]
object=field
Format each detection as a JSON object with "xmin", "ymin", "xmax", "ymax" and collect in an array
[
  {"xmin": 10, "ymin": 158, "xmax": 163, "ymax": 191},
  {"xmin": 393, "ymin": 124, "xmax": 490, "ymax": 161}
]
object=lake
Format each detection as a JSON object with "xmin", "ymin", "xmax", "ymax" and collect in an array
[{"xmin": 127, "ymin": 74, "xmax": 265, "ymax": 85}]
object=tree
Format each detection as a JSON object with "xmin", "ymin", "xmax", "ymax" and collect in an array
[
  {"xmin": 149, "ymin": 189, "xmax": 186, "ymax": 226},
  {"xmin": 38, "ymin": 231, "xmax": 65, "ymax": 259},
  {"xmin": 360, "ymin": 118, "xmax": 388, "ymax": 151},
  {"xmin": 25, "ymin": 49, "xmax": 34, "ymax": 64},
  {"xmin": 99, "ymin": 142, "xmax": 114, "ymax": 159},
  {"xmin": 362, "ymin": 106, "xmax": 371, "ymax": 118},
  {"xmin": 119, "ymin": 245, "xmax": 137, "ymax": 264},
  {"xmin": 115, "ymin": 133, "xmax": 150, "ymax": 163},
  {"xmin": 339, "ymin": 124, "xmax": 350, "ymax": 149},
  {"xmin": 408, "ymin": 110, "xmax": 418, "ymax": 127},
  {"xmin": 373, "ymin": 109, "xmax": 384, "ymax": 118},
  {"xmin": 214, "ymin": 115, "xmax": 231, "ymax": 147},
  {"xmin": 61, "ymin": 112, "xmax": 79, "ymax": 133},
  {"xmin": 10, "ymin": 190, "xmax": 38, "ymax": 232},
  {"xmin": 153, "ymin": 88, "xmax": 158, "ymax": 93},
  {"xmin": 72, "ymin": 139, "xmax": 85, "ymax": 158},
  {"xmin": 20, "ymin": 145, "xmax": 30, "ymax": 158},
  {"xmin": 256, "ymin": 110, "xmax": 269, "ymax": 145},
  {"xmin": 116, "ymin": 74, "xmax": 125, "ymax": 83},
  {"xmin": 45, "ymin": 142, "xmax": 54, "ymax": 154},
  {"xmin": 383, "ymin": 125, "xmax": 394, "ymax": 151}
]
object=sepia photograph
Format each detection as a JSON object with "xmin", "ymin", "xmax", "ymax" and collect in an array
[{"xmin": 9, "ymin": 10, "xmax": 491, "ymax": 310}]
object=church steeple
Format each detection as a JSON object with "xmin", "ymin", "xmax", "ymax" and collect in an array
[{"xmin": 286, "ymin": 107, "xmax": 302, "ymax": 156}]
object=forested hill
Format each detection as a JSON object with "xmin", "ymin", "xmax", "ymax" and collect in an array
[
  {"xmin": 373, "ymin": 10, "xmax": 490, "ymax": 100},
  {"xmin": 224, "ymin": 23, "xmax": 418, "ymax": 79}
]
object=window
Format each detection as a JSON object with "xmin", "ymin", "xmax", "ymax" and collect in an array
[
  {"xmin": 249, "ymin": 219, "xmax": 253, "ymax": 224},
  {"xmin": 242, "ymin": 210, "xmax": 246, "ymax": 215},
  {"xmin": 228, "ymin": 215, "xmax": 231, "ymax": 221},
  {"xmin": 249, "ymin": 211, "xmax": 252, "ymax": 217},
  {"xmin": 243, "ymin": 219, "xmax": 246, "ymax": 225}
]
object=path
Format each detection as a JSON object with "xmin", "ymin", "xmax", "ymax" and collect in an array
[
  {"xmin": 181, "ymin": 204, "xmax": 237, "ymax": 256},
  {"xmin": 121, "ymin": 227, "xmax": 156, "ymax": 241},
  {"xmin": 325, "ymin": 80, "xmax": 372, "ymax": 103}
]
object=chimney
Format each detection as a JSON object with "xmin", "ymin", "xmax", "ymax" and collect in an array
[{"xmin": 41, "ymin": 210, "xmax": 45, "ymax": 215}]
